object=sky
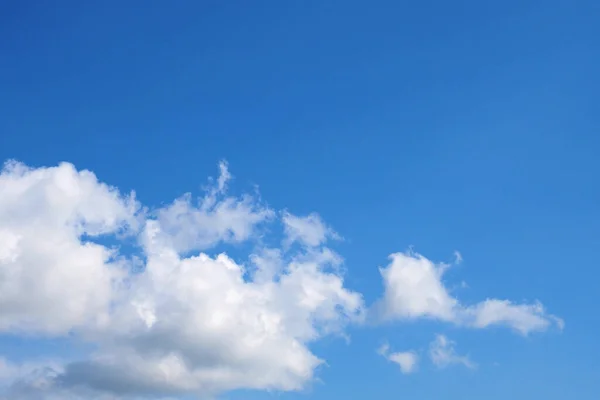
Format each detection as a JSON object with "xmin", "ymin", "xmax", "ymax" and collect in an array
[{"xmin": 0, "ymin": 1, "xmax": 598, "ymax": 399}]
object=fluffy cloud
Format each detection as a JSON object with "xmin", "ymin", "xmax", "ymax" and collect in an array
[
  {"xmin": 464, "ymin": 299, "xmax": 564, "ymax": 334},
  {"xmin": 61, "ymin": 236, "xmax": 363, "ymax": 397},
  {"xmin": 429, "ymin": 335, "xmax": 475, "ymax": 369},
  {"xmin": 0, "ymin": 160, "xmax": 563, "ymax": 398},
  {"xmin": 0, "ymin": 161, "xmax": 140, "ymax": 335},
  {"xmin": 0, "ymin": 160, "xmax": 363, "ymax": 399},
  {"xmin": 154, "ymin": 161, "xmax": 274, "ymax": 254},
  {"xmin": 375, "ymin": 251, "xmax": 563, "ymax": 335},
  {"xmin": 377, "ymin": 344, "xmax": 418, "ymax": 374},
  {"xmin": 282, "ymin": 212, "xmax": 339, "ymax": 247}
]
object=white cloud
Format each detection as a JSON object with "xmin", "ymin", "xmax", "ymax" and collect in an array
[
  {"xmin": 464, "ymin": 299, "xmax": 563, "ymax": 335},
  {"xmin": 216, "ymin": 160, "xmax": 231, "ymax": 193},
  {"xmin": 0, "ymin": 161, "xmax": 140, "ymax": 335},
  {"xmin": 429, "ymin": 334, "xmax": 475, "ymax": 369},
  {"xmin": 377, "ymin": 252, "xmax": 458, "ymax": 322},
  {"xmin": 282, "ymin": 212, "xmax": 339, "ymax": 247},
  {"xmin": 375, "ymin": 251, "xmax": 563, "ymax": 335},
  {"xmin": 68, "ymin": 228, "xmax": 363, "ymax": 397},
  {"xmin": 0, "ymin": 160, "xmax": 363, "ymax": 399},
  {"xmin": 153, "ymin": 161, "xmax": 274, "ymax": 254},
  {"xmin": 0, "ymin": 160, "xmax": 563, "ymax": 398},
  {"xmin": 377, "ymin": 344, "xmax": 418, "ymax": 374}
]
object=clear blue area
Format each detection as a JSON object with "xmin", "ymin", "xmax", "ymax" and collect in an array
[{"xmin": 1, "ymin": 1, "xmax": 598, "ymax": 399}]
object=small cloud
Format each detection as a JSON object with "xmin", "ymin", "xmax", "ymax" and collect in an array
[
  {"xmin": 453, "ymin": 251, "xmax": 463, "ymax": 264},
  {"xmin": 378, "ymin": 342, "xmax": 418, "ymax": 374},
  {"xmin": 374, "ymin": 250, "xmax": 563, "ymax": 335},
  {"xmin": 216, "ymin": 160, "xmax": 232, "ymax": 193},
  {"xmin": 464, "ymin": 299, "xmax": 563, "ymax": 335},
  {"xmin": 429, "ymin": 334, "xmax": 476, "ymax": 370},
  {"xmin": 282, "ymin": 211, "xmax": 340, "ymax": 248}
]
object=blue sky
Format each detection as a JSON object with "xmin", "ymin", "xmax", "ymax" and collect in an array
[{"xmin": 0, "ymin": 1, "xmax": 598, "ymax": 399}]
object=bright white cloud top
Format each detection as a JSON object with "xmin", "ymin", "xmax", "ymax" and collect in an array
[{"xmin": 0, "ymin": 160, "xmax": 562, "ymax": 399}]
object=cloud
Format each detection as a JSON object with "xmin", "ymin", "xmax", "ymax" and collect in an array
[
  {"xmin": 374, "ymin": 251, "xmax": 563, "ymax": 335},
  {"xmin": 0, "ymin": 161, "xmax": 141, "ymax": 335},
  {"xmin": 0, "ymin": 160, "xmax": 562, "ymax": 398},
  {"xmin": 216, "ymin": 160, "xmax": 231, "ymax": 193},
  {"xmin": 0, "ymin": 358, "xmax": 67, "ymax": 400},
  {"xmin": 153, "ymin": 161, "xmax": 274, "ymax": 254},
  {"xmin": 464, "ymin": 299, "xmax": 564, "ymax": 334},
  {"xmin": 0, "ymin": 160, "xmax": 363, "ymax": 399},
  {"xmin": 429, "ymin": 335, "xmax": 475, "ymax": 369},
  {"xmin": 377, "ymin": 344, "xmax": 418, "ymax": 374},
  {"xmin": 0, "ymin": 358, "xmax": 21, "ymax": 383},
  {"xmin": 282, "ymin": 212, "xmax": 340, "ymax": 248},
  {"xmin": 376, "ymin": 251, "xmax": 458, "ymax": 322},
  {"xmin": 62, "ymin": 241, "xmax": 363, "ymax": 397}
]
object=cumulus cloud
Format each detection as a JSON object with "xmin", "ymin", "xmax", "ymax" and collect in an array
[
  {"xmin": 374, "ymin": 251, "xmax": 563, "ymax": 335},
  {"xmin": 429, "ymin": 335, "xmax": 475, "ymax": 369},
  {"xmin": 0, "ymin": 160, "xmax": 363, "ymax": 399},
  {"xmin": 0, "ymin": 161, "xmax": 141, "ymax": 335},
  {"xmin": 0, "ymin": 160, "xmax": 563, "ymax": 398},
  {"xmin": 64, "ymin": 239, "xmax": 363, "ymax": 397},
  {"xmin": 377, "ymin": 343, "xmax": 418, "ymax": 374}
]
